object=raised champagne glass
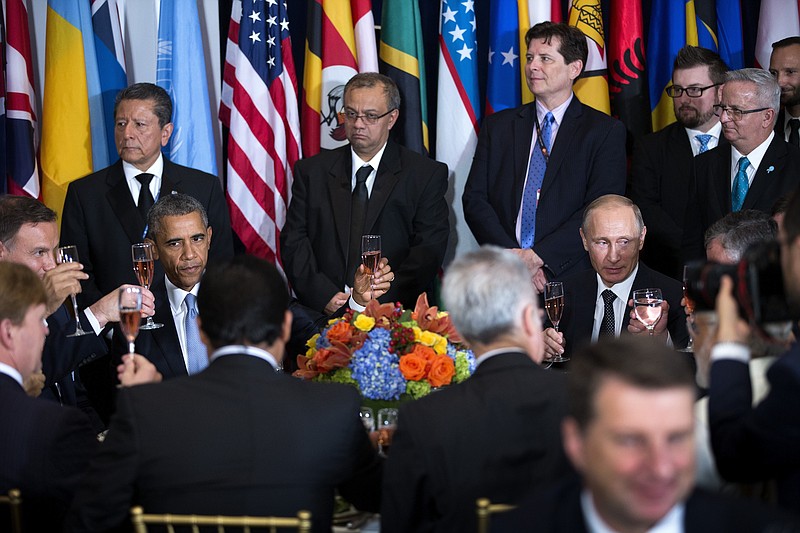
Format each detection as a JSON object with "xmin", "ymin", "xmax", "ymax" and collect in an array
[
  {"xmin": 361, "ymin": 235, "xmax": 382, "ymax": 299},
  {"xmin": 56, "ymin": 245, "xmax": 91, "ymax": 337},
  {"xmin": 633, "ymin": 288, "xmax": 663, "ymax": 336},
  {"xmin": 543, "ymin": 281, "xmax": 569, "ymax": 364},
  {"xmin": 118, "ymin": 286, "xmax": 143, "ymax": 361},
  {"xmin": 131, "ymin": 243, "xmax": 162, "ymax": 330}
]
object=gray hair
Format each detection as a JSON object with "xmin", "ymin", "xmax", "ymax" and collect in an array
[
  {"xmin": 704, "ymin": 210, "xmax": 777, "ymax": 263},
  {"xmin": 442, "ymin": 246, "xmax": 538, "ymax": 346},
  {"xmin": 147, "ymin": 193, "xmax": 208, "ymax": 240},
  {"xmin": 724, "ymin": 68, "xmax": 781, "ymax": 112},
  {"xmin": 581, "ymin": 194, "xmax": 644, "ymax": 235}
]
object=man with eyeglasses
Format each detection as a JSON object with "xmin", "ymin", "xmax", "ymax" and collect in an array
[
  {"xmin": 631, "ymin": 46, "xmax": 728, "ymax": 278},
  {"xmin": 281, "ymin": 73, "xmax": 449, "ymax": 314},
  {"xmin": 682, "ymin": 68, "xmax": 800, "ymax": 262},
  {"xmin": 769, "ymin": 37, "xmax": 800, "ymax": 146}
]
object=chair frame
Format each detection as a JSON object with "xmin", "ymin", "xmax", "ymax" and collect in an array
[
  {"xmin": 130, "ymin": 506, "xmax": 312, "ymax": 533},
  {"xmin": 476, "ymin": 497, "xmax": 516, "ymax": 533},
  {"xmin": 0, "ymin": 489, "xmax": 22, "ymax": 533}
]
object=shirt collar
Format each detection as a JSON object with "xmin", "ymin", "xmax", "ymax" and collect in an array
[
  {"xmin": 351, "ymin": 141, "xmax": 388, "ymax": 175},
  {"xmin": 731, "ymin": 131, "xmax": 774, "ymax": 171},
  {"xmin": 536, "ymin": 92, "xmax": 574, "ymax": 126},
  {"xmin": 474, "ymin": 347, "xmax": 528, "ymax": 368},
  {"xmin": 210, "ymin": 345, "xmax": 280, "ymax": 371},
  {"xmin": 581, "ymin": 488, "xmax": 685, "ymax": 533},
  {"xmin": 122, "ymin": 153, "xmax": 165, "ymax": 182},
  {"xmin": 164, "ymin": 274, "xmax": 200, "ymax": 315},
  {"xmin": 0, "ymin": 362, "xmax": 23, "ymax": 387}
]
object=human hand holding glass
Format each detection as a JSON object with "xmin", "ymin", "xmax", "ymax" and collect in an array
[
  {"xmin": 543, "ymin": 282, "xmax": 569, "ymax": 364},
  {"xmin": 118, "ymin": 286, "xmax": 142, "ymax": 361},
  {"xmin": 131, "ymin": 243, "xmax": 162, "ymax": 330},
  {"xmin": 56, "ymin": 245, "xmax": 91, "ymax": 337},
  {"xmin": 361, "ymin": 235, "xmax": 381, "ymax": 299},
  {"xmin": 633, "ymin": 288, "xmax": 663, "ymax": 336}
]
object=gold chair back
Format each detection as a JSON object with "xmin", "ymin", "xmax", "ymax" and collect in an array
[
  {"xmin": 475, "ymin": 497, "xmax": 516, "ymax": 533},
  {"xmin": 0, "ymin": 489, "xmax": 22, "ymax": 533},
  {"xmin": 130, "ymin": 506, "xmax": 312, "ymax": 533}
]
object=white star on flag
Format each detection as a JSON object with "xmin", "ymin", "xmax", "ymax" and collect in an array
[
  {"xmin": 457, "ymin": 43, "xmax": 473, "ymax": 61},
  {"xmin": 249, "ymin": 10, "xmax": 261, "ymax": 23},
  {"xmin": 249, "ymin": 30, "xmax": 260, "ymax": 43},
  {"xmin": 442, "ymin": 6, "xmax": 457, "ymax": 23},
  {"xmin": 501, "ymin": 47, "xmax": 518, "ymax": 66},
  {"xmin": 449, "ymin": 25, "xmax": 466, "ymax": 42}
]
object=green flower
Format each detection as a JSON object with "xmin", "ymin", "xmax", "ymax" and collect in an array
[
  {"xmin": 406, "ymin": 380, "xmax": 431, "ymax": 399},
  {"xmin": 453, "ymin": 351, "xmax": 472, "ymax": 383}
]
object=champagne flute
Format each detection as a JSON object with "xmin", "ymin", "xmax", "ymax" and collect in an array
[
  {"xmin": 119, "ymin": 286, "xmax": 143, "ymax": 361},
  {"xmin": 680, "ymin": 266, "xmax": 695, "ymax": 352},
  {"xmin": 131, "ymin": 243, "xmax": 162, "ymax": 330},
  {"xmin": 56, "ymin": 245, "xmax": 91, "ymax": 337},
  {"xmin": 377, "ymin": 408, "xmax": 398, "ymax": 457},
  {"xmin": 361, "ymin": 235, "xmax": 382, "ymax": 299},
  {"xmin": 543, "ymin": 281, "xmax": 569, "ymax": 365},
  {"xmin": 633, "ymin": 288, "xmax": 663, "ymax": 336}
]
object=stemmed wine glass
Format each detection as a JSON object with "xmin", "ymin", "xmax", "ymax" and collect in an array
[
  {"xmin": 544, "ymin": 281, "xmax": 569, "ymax": 364},
  {"xmin": 131, "ymin": 243, "xmax": 162, "ymax": 330},
  {"xmin": 633, "ymin": 288, "xmax": 663, "ymax": 336},
  {"xmin": 56, "ymin": 245, "xmax": 91, "ymax": 337},
  {"xmin": 361, "ymin": 235, "xmax": 382, "ymax": 299},
  {"xmin": 680, "ymin": 266, "xmax": 695, "ymax": 352},
  {"xmin": 377, "ymin": 408, "xmax": 397, "ymax": 457},
  {"xmin": 118, "ymin": 286, "xmax": 143, "ymax": 361}
]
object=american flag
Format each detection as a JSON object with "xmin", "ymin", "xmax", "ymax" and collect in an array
[
  {"xmin": 220, "ymin": 0, "xmax": 302, "ymax": 267},
  {"xmin": 2, "ymin": 0, "xmax": 40, "ymax": 197}
]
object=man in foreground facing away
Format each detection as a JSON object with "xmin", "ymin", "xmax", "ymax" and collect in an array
[
  {"xmin": 381, "ymin": 246, "xmax": 571, "ymax": 532},
  {"xmin": 66, "ymin": 256, "xmax": 382, "ymax": 533}
]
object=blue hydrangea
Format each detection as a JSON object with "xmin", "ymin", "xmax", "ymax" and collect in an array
[
  {"xmin": 316, "ymin": 326, "xmax": 333, "ymax": 349},
  {"xmin": 350, "ymin": 328, "xmax": 406, "ymax": 400}
]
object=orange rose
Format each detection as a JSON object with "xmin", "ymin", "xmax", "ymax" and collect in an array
[
  {"xmin": 399, "ymin": 353, "xmax": 428, "ymax": 381},
  {"xmin": 326, "ymin": 321, "xmax": 353, "ymax": 343},
  {"xmin": 427, "ymin": 354, "xmax": 455, "ymax": 387},
  {"xmin": 409, "ymin": 344, "xmax": 437, "ymax": 362}
]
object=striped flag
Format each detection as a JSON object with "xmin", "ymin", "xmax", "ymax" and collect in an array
[
  {"xmin": 569, "ymin": 0, "xmax": 610, "ymax": 114},
  {"xmin": 301, "ymin": 0, "xmax": 377, "ymax": 157},
  {"xmin": 220, "ymin": 0, "xmax": 301, "ymax": 267},
  {"xmin": 379, "ymin": 0, "xmax": 428, "ymax": 155},
  {"xmin": 608, "ymin": 0, "xmax": 650, "ymax": 138},
  {"xmin": 2, "ymin": 0, "xmax": 40, "ymax": 198},
  {"xmin": 91, "ymin": 0, "xmax": 127, "ymax": 166},
  {"xmin": 647, "ymin": 0, "xmax": 689, "ymax": 131},
  {"xmin": 436, "ymin": 0, "xmax": 480, "ymax": 259},
  {"xmin": 755, "ymin": 0, "xmax": 800, "ymax": 69},
  {"xmin": 41, "ymin": 0, "xmax": 97, "ymax": 218},
  {"xmin": 157, "ymin": 0, "xmax": 217, "ymax": 175}
]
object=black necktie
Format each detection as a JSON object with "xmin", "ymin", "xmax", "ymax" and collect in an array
[
  {"xmin": 789, "ymin": 119, "xmax": 800, "ymax": 147},
  {"xmin": 136, "ymin": 173, "xmax": 155, "ymax": 220},
  {"xmin": 346, "ymin": 165, "xmax": 373, "ymax": 286},
  {"xmin": 599, "ymin": 289, "xmax": 616, "ymax": 338}
]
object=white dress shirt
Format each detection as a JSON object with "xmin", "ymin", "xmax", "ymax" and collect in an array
[
  {"xmin": 685, "ymin": 121, "xmax": 722, "ymax": 156},
  {"xmin": 210, "ymin": 345, "xmax": 280, "ymax": 371},
  {"xmin": 591, "ymin": 265, "xmax": 639, "ymax": 342},
  {"xmin": 164, "ymin": 275, "xmax": 200, "ymax": 372},
  {"xmin": 123, "ymin": 154, "xmax": 165, "ymax": 206},
  {"xmin": 729, "ymin": 132, "xmax": 774, "ymax": 189}
]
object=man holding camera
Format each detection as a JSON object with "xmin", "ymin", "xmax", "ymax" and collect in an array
[{"xmin": 707, "ymin": 189, "xmax": 800, "ymax": 513}]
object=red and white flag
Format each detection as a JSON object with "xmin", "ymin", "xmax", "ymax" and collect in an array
[
  {"xmin": 755, "ymin": 0, "xmax": 800, "ymax": 69},
  {"xmin": 220, "ymin": 0, "xmax": 302, "ymax": 268}
]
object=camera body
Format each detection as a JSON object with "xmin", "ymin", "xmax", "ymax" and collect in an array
[{"xmin": 685, "ymin": 240, "xmax": 791, "ymax": 332}]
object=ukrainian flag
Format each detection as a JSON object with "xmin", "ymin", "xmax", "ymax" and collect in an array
[{"xmin": 647, "ymin": 0, "xmax": 690, "ymax": 131}]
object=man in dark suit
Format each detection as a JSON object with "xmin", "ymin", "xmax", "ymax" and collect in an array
[
  {"xmin": 683, "ymin": 68, "xmax": 800, "ymax": 262},
  {"xmin": 630, "ymin": 46, "xmax": 728, "ymax": 278},
  {"xmin": 0, "ymin": 196, "xmax": 152, "ymax": 415},
  {"xmin": 544, "ymin": 196, "xmax": 688, "ymax": 361},
  {"xmin": 0, "ymin": 262, "xmax": 97, "ymax": 531},
  {"xmin": 769, "ymin": 37, "xmax": 800, "ymax": 146},
  {"xmin": 463, "ymin": 22, "xmax": 626, "ymax": 289},
  {"xmin": 281, "ymin": 73, "xmax": 448, "ymax": 315},
  {"xmin": 67, "ymin": 255, "xmax": 382, "ymax": 533},
  {"xmin": 115, "ymin": 193, "xmax": 394, "ymax": 379},
  {"xmin": 708, "ymin": 189, "xmax": 800, "ymax": 513},
  {"xmin": 495, "ymin": 337, "xmax": 795, "ymax": 532},
  {"xmin": 60, "ymin": 82, "xmax": 233, "ymax": 308},
  {"xmin": 381, "ymin": 246, "xmax": 571, "ymax": 533}
]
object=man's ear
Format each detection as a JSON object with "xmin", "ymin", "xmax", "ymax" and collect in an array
[
  {"xmin": 561, "ymin": 418, "xmax": 586, "ymax": 473},
  {"xmin": 145, "ymin": 238, "xmax": 159, "ymax": 260}
]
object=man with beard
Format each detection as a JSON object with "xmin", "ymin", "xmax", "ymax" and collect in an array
[
  {"xmin": 682, "ymin": 68, "xmax": 800, "ymax": 262},
  {"xmin": 769, "ymin": 37, "xmax": 800, "ymax": 147},
  {"xmin": 630, "ymin": 46, "xmax": 728, "ymax": 278}
]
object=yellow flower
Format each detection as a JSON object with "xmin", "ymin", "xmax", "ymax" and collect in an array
[
  {"xmin": 433, "ymin": 336, "xmax": 448, "ymax": 355},
  {"xmin": 412, "ymin": 326, "xmax": 423, "ymax": 341},
  {"xmin": 354, "ymin": 314, "xmax": 376, "ymax": 331},
  {"xmin": 419, "ymin": 330, "xmax": 438, "ymax": 347},
  {"xmin": 306, "ymin": 333, "xmax": 320, "ymax": 349},
  {"xmin": 437, "ymin": 311, "xmax": 448, "ymax": 319}
]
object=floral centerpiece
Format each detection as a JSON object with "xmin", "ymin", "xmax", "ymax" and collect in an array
[{"xmin": 293, "ymin": 294, "xmax": 475, "ymax": 401}]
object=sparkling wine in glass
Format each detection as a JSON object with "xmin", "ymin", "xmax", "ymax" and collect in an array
[
  {"xmin": 377, "ymin": 407, "xmax": 397, "ymax": 457},
  {"xmin": 131, "ymin": 243, "xmax": 162, "ymax": 330},
  {"xmin": 361, "ymin": 235, "xmax": 382, "ymax": 299},
  {"xmin": 119, "ymin": 286, "xmax": 143, "ymax": 360},
  {"xmin": 543, "ymin": 281, "xmax": 569, "ymax": 364},
  {"xmin": 633, "ymin": 288, "xmax": 663, "ymax": 336},
  {"xmin": 56, "ymin": 245, "xmax": 91, "ymax": 337},
  {"xmin": 680, "ymin": 266, "xmax": 695, "ymax": 352}
]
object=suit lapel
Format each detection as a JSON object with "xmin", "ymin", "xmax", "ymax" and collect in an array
[
  {"xmin": 365, "ymin": 142, "xmax": 400, "ymax": 232},
  {"xmin": 713, "ymin": 144, "xmax": 733, "ymax": 216},
  {"xmin": 567, "ymin": 271, "xmax": 597, "ymax": 344},
  {"xmin": 327, "ymin": 149, "xmax": 353, "ymax": 262},
  {"xmin": 513, "ymin": 105, "xmax": 536, "ymax": 211},
  {"xmin": 159, "ymin": 159, "xmax": 183, "ymax": 200},
  {"xmin": 144, "ymin": 280, "xmax": 188, "ymax": 378},
  {"xmin": 106, "ymin": 162, "xmax": 147, "ymax": 244},
  {"xmin": 742, "ymin": 136, "xmax": 785, "ymax": 210}
]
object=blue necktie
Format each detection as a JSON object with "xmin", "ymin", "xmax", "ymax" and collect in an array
[
  {"xmin": 184, "ymin": 293, "xmax": 207, "ymax": 375},
  {"xmin": 731, "ymin": 156, "xmax": 750, "ymax": 212},
  {"xmin": 695, "ymin": 134, "xmax": 712, "ymax": 153},
  {"xmin": 521, "ymin": 112, "xmax": 554, "ymax": 249}
]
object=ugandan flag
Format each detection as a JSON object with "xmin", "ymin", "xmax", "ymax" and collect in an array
[{"xmin": 379, "ymin": 0, "xmax": 428, "ymax": 155}]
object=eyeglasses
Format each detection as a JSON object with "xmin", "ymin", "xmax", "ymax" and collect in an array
[
  {"xmin": 343, "ymin": 108, "xmax": 395, "ymax": 125},
  {"xmin": 713, "ymin": 104, "xmax": 770, "ymax": 121},
  {"xmin": 665, "ymin": 84, "xmax": 719, "ymax": 98}
]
